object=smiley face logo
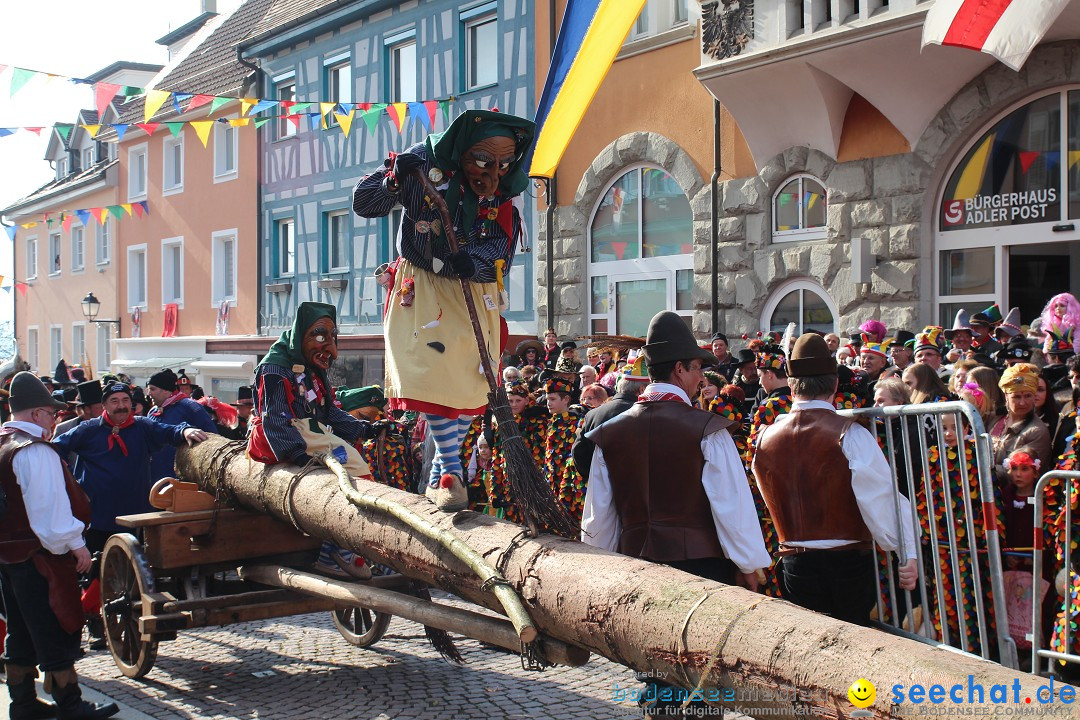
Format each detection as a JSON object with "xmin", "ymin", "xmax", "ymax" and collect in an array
[{"xmin": 848, "ymin": 678, "xmax": 875, "ymax": 708}]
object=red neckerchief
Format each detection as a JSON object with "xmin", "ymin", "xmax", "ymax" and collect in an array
[
  {"xmin": 101, "ymin": 410, "xmax": 136, "ymax": 456},
  {"xmin": 637, "ymin": 391, "xmax": 685, "ymax": 404},
  {"xmin": 149, "ymin": 391, "xmax": 183, "ymax": 418}
]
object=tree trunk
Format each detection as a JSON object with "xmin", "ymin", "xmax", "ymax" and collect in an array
[{"xmin": 177, "ymin": 438, "xmax": 1067, "ymax": 718}]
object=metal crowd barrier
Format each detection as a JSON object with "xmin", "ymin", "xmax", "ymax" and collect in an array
[
  {"xmin": 1032, "ymin": 470, "xmax": 1080, "ymax": 673},
  {"xmin": 839, "ymin": 401, "xmax": 1017, "ymax": 669}
]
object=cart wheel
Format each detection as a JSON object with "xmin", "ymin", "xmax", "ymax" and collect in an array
[
  {"xmin": 332, "ymin": 606, "xmax": 391, "ymax": 647},
  {"xmin": 181, "ymin": 567, "xmax": 209, "ymax": 600},
  {"xmin": 100, "ymin": 533, "xmax": 159, "ymax": 678}
]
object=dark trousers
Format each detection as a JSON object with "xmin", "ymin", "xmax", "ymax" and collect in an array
[
  {"xmin": 0, "ymin": 560, "xmax": 81, "ymax": 671},
  {"xmin": 779, "ymin": 549, "xmax": 877, "ymax": 626}
]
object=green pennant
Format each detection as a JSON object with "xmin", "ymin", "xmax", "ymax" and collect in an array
[
  {"xmin": 121, "ymin": 86, "xmax": 143, "ymax": 97},
  {"xmin": 165, "ymin": 122, "xmax": 184, "ymax": 138},
  {"xmin": 108, "ymin": 205, "xmax": 125, "ymax": 220},
  {"xmin": 54, "ymin": 124, "xmax": 73, "ymax": 141},
  {"xmin": 292, "ymin": 102, "xmax": 312, "ymax": 113},
  {"xmin": 210, "ymin": 96, "xmax": 232, "ymax": 113},
  {"xmin": 360, "ymin": 107, "xmax": 382, "ymax": 134},
  {"xmin": 254, "ymin": 118, "xmax": 270, "ymax": 129},
  {"xmin": 9, "ymin": 68, "xmax": 34, "ymax": 97},
  {"xmin": 440, "ymin": 100, "xmax": 450, "ymax": 126}
]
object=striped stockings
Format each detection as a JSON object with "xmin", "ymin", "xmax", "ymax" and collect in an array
[{"xmin": 425, "ymin": 413, "xmax": 474, "ymax": 487}]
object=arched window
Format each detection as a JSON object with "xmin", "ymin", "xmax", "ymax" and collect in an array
[
  {"xmin": 772, "ymin": 174, "xmax": 827, "ymax": 243},
  {"xmin": 587, "ymin": 166, "xmax": 693, "ymax": 337},
  {"xmin": 761, "ymin": 279, "xmax": 836, "ymax": 335}
]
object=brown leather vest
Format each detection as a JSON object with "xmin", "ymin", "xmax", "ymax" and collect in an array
[
  {"xmin": 591, "ymin": 400, "xmax": 732, "ymax": 563},
  {"xmin": 754, "ymin": 408, "xmax": 872, "ymax": 544},
  {"xmin": 0, "ymin": 428, "xmax": 91, "ymax": 564}
]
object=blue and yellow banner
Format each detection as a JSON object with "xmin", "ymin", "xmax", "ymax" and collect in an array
[{"xmin": 529, "ymin": 0, "xmax": 648, "ymax": 179}]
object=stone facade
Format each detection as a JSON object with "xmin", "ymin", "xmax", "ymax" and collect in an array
[{"xmin": 540, "ymin": 42, "xmax": 1080, "ymax": 340}]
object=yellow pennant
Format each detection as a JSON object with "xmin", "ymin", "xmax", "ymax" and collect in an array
[
  {"xmin": 389, "ymin": 103, "xmax": 407, "ymax": 132},
  {"xmin": 335, "ymin": 109, "xmax": 355, "ymax": 138},
  {"xmin": 20, "ymin": 222, "xmax": 37, "ymax": 228},
  {"xmin": 144, "ymin": 89, "xmax": 171, "ymax": 123},
  {"xmin": 228, "ymin": 118, "xmax": 251, "ymax": 127},
  {"xmin": 121, "ymin": 203, "xmax": 133, "ymax": 216},
  {"xmin": 189, "ymin": 120, "xmax": 214, "ymax": 148},
  {"xmin": 81, "ymin": 124, "xmax": 101, "ymax": 138},
  {"xmin": 239, "ymin": 97, "xmax": 258, "ymax": 116}
]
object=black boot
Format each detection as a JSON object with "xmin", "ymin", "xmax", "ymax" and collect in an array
[
  {"xmin": 44, "ymin": 670, "xmax": 118, "ymax": 720},
  {"xmin": 5, "ymin": 664, "xmax": 57, "ymax": 720}
]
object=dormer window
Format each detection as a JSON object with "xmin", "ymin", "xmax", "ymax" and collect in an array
[
  {"xmin": 56, "ymin": 158, "xmax": 67, "ymax": 180},
  {"xmin": 82, "ymin": 147, "xmax": 93, "ymax": 169}
]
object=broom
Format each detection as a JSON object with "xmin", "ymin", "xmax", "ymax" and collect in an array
[{"xmin": 411, "ymin": 169, "xmax": 577, "ymax": 538}]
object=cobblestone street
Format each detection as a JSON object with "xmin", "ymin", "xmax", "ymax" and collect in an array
[{"xmin": 68, "ymin": 608, "xmax": 653, "ymax": 720}]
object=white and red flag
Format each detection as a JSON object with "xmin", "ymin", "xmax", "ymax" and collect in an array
[{"xmin": 922, "ymin": 0, "xmax": 1071, "ymax": 71}]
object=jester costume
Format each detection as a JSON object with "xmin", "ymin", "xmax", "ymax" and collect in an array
[
  {"xmin": 1047, "ymin": 429, "xmax": 1080, "ymax": 662},
  {"xmin": 917, "ymin": 440, "xmax": 1005, "ymax": 655},
  {"xmin": 483, "ymin": 382, "xmax": 547, "ymax": 523},
  {"xmin": 546, "ymin": 407, "xmax": 585, "ymax": 525}
]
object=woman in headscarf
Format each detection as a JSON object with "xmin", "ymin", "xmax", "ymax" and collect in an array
[{"xmin": 353, "ymin": 110, "xmax": 535, "ymax": 512}]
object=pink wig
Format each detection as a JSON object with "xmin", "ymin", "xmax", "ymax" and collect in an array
[
  {"xmin": 1040, "ymin": 293, "xmax": 1080, "ymax": 353},
  {"xmin": 859, "ymin": 319, "xmax": 887, "ymax": 343},
  {"xmin": 197, "ymin": 396, "xmax": 238, "ymax": 429}
]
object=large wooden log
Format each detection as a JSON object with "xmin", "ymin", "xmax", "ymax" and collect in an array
[{"xmin": 177, "ymin": 438, "xmax": 1072, "ymax": 718}]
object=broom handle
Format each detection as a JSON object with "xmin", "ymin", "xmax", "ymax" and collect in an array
[{"xmin": 410, "ymin": 169, "xmax": 501, "ymax": 395}]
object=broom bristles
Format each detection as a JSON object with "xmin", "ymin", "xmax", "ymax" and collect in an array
[{"xmin": 489, "ymin": 389, "xmax": 579, "ymax": 537}]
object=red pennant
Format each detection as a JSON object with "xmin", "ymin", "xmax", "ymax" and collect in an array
[
  {"xmin": 287, "ymin": 115, "xmax": 300, "ymax": 129},
  {"xmin": 280, "ymin": 100, "xmax": 295, "ymax": 111},
  {"xmin": 25, "ymin": 127, "xmax": 42, "ymax": 136},
  {"xmin": 62, "ymin": 214, "xmax": 74, "ymax": 232},
  {"xmin": 16, "ymin": 282, "xmax": 27, "ymax": 297},
  {"xmin": 94, "ymin": 83, "xmax": 120, "ymax": 118},
  {"xmin": 1019, "ymin": 151, "xmax": 1041, "ymax": 174},
  {"xmin": 357, "ymin": 102, "xmax": 371, "ymax": 112},
  {"xmin": 132, "ymin": 203, "xmax": 145, "ymax": 219},
  {"xmin": 424, "ymin": 100, "xmax": 438, "ymax": 129},
  {"xmin": 611, "ymin": 242, "xmax": 628, "ymax": 260},
  {"xmin": 186, "ymin": 94, "xmax": 214, "ymax": 112},
  {"xmin": 135, "ymin": 122, "xmax": 159, "ymax": 136}
]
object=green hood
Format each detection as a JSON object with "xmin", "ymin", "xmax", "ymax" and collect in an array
[{"xmin": 259, "ymin": 302, "xmax": 337, "ymax": 372}]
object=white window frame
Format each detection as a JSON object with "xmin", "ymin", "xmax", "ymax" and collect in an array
[
  {"xmin": 772, "ymin": 173, "xmax": 828, "ymax": 243},
  {"xmin": 274, "ymin": 73, "xmax": 296, "ymax": 140},
  {"xmin": 212, "ymin": 229, "xmax": 239, "ymax": 307},
  {"xmin": 128, "ymin": 143, "xmax": 148, "ymax": 201},
  {"xmin": 71, "ymin": 322, "xmax": 86, "ymax": 366},
  {"xmin": 96, "ymin": 324, "xmax": 112, "ymax": 375},
  {"xmin": 277, "ymin": 218, "xmax": 296, "ymax": 277},
  {"xmin": 162, "ymin": 134, "xmax": 185, "ymax": 195},
  {"xmin": 631, "ymin": 0, "xmax": 690, "ymax": 40},
  {"xmin": 388, "ymin": 33, "xmax": 417, "ymax": 103},
  {"xmin": 71, "ymin": 225, "xmax": 85, "ymax": 272},
  {"xmin": 49, "ymin": 325, "xmax": 63, "ymax": 372},
  {"xmin": 56, "ymin": 157, "xmax": 67, "ymax": 180},
  {"xmin": 161, "ymin": 236, "xmax": 185, "ymax": 308},
  {"xmin": 214, "ymin": 118, "xmax": 239, "ymax": 182},
  {"xmin": 81, "ymin": 147, "xmax": 93, "ymax": 170},
  {"xmin": 25, "ymin": 236, "xmax": 37, "ymax": 280},
  {"xmin": 96, "ymin": 218, "xmax": 111, "ymax": 266},
  {"xmin": 326, "ymin": 211, "xmax": 350, "ymax": 273},
  {"xmin": 26, "ymin": 327, "xmax": 39, "ymax": 374},
  {"xmin": 325, "ymin": 54, "xmax": 352, "ymax": 128},
  {"xmin": 464, "ymin": 8, "xmax": 498, "ymax": 91},
  {"xmin": 759, "ymin": 278, "xmax": 838, "ymax": 335},
  {"xmin": 127, "ymin": 243, "xmax": 148, "ymax": 311},
  {"xmin": 49, "ymin": 232, "xmax": 61, "ymax": 276}
]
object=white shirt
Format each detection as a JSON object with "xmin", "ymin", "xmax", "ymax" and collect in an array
[
  {"xmin": 580, "ymin": 382, "xmax": 771, "ymax": 574},
  {"xmin": 751, "ymin": 400, "xmax": 918, "ymax": 560},
  {"xmin": 5, "ymin": 421, "xmax": 86, "ymax": 555}
]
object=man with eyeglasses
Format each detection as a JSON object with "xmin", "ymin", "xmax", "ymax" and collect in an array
[{"xmin": 0, "ymin": 372, "xmax": 120, "ymax": 719}]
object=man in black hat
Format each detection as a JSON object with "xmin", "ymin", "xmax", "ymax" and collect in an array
[
  {"xmin": 753, "ymin": 334, "xmax": 917, "ymax": 626},
  {"xmin": 0, "ymin": 372, "xmax": 119, "ymax": 719},
  {"xmin": 968, "ymin": 312, "xmax": 1003, "ymax": 357},
  {"xmin": 582, "ymin": 312, "xmax": 768, "ymax": 715},
  {"xmin": 145, "ymin": 368, "xmax": 216, "ymax": 483},
  {"xmin": 707, "ymin": 332, "xmax": 737, "ymax": 382},
  {"xmin": 890, "ymin": 330, "xmax": 915, "ymax": 372},
  {"xmin": 558, "ymin": 341, "xmax": 581, "ymax": 373},
  {"xmin": 220, "ymin": 385, "xmax": 255, "ymax": 441},
  {"xmin": 54, "ymin": 380, "xmax": 104, "ymax": 438},
  {"xmin": 732, "ymin": 349, "xmax": 759, "ymax": 416}
]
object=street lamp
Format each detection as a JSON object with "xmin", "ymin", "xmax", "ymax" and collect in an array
[{"xmin": 81, "ymin": 292, "xmax": 121, "ymax": 334}]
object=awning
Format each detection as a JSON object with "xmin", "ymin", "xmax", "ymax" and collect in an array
[{"xmin": 110, "ymin": 356, "xmax": 199, "ymax": 370}]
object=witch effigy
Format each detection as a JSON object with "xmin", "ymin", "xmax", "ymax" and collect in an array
[{"xmin": 352, "ymin": 109, "xmax": 536, "ymax": 513}]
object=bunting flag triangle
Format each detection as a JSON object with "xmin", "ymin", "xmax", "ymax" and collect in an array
[
  {"xmin": 227, "ymin": 118, "xmax": 251, "ymax": 127},
  {"xmin": 94, "ymin": 82, "xmax": 120, "ymax": 118},
  {"xmin": 108, "ymin": 205, "xmax": 125, "ymax": 220},
  {"xmin": 24, "ymin": 127, "xmax": 42, "ymax": 136},
  {"xmin": 424, "ymin": 100, "xmax": 438, "ymax": 130},
  {"xmin": 121, "ymin": 203, "xmax": 133, "ymax": 216},
  {"xmin": 91, "ymin": 207, "xmax": 109, "ymax": 224},
  {"xmin": 187, "ymin": 94, "xmax": 214, "ymax": 112},
  {"xmin": 75, "ymin": 209, "xmax": 91, "ymax": 227},
  {"xmin": 144, "ymin": 89, "xmax": 172, "ymax": 122},
  {"xmin": 190, "ymin": 120, "xmax": 214, "ymax": 147},
  {"xmin": 139, "ymin": 200, "xmax": 149, "ymax": 216},
  {"xmin": 111, "ymin": 124, "xmax": 129, "ymax": 142},
  {"xmin": 387, "ymin": 103, "xmax": 407, "ymax": 132},
  {"xmin": 308, "ymin": 113, "xmax": 321, "ymax": 131},
  {"xmin": 210, "ymin": 96, "xmax": 232, "ymax": 113},
  {"xmin": 254, "ymin": 118, "xmax": 270, "ymax": 129},
  {"xmin": 9, "ymin": 68, "xmax": 34, "ymax": 97},
  {"xmin": 3, "ymin": 226, "xmax": 15, "ymax": 242},
  {"xmin": 132, "ymin": 203, "xmax": 144, "ymax": 219},
  {"xmin": 357, "ymin": 102, "xmax": 371, "ymax": 113},
  {"xmin": 62, "ymin": 214, "xmax": 74, "ymax": 232},
  {"xmin": 164, "ymin": 122, "xmax": 184, "ymax": 138},
  {"xmin": 121, "ymin": 85, "xmax": 143, "ymax": 97},
  {"xmin": 173, "ymin": 93, "xmax": 193, "ymax": 115},
  {"xmin": 319, "ymin": 102, "xmax": 337, "ymax": 118},
  {"xmin": 440, "ymin": 100, "xmax": 450, "ymax": 126},
  {"xmin": 1019, "ymin": 151, "xmax": 1041, "ymax": 174},
  {"xmin": 81, "ymin": 124, "xmax": 101, "ymax": 139},
  {"xmin": 409, "ymin": 102, "xmax": 431, "ymax": 131},
  {"xmin": 287, "ymin": 115, "xmax": 300, "ymax": 131},
  {"xmin": 239, "ymin": 97, "xmax": 258, "ymax": 116},
  {"xmin": 360, "ymin": 107, "xmax": 381, "ymax": 134},
  {"xmin": 292, "ymin": 102, "xmax": 313, "ymax": 113},
  {"xmin": 15, "ymin": 282, "xmax": 26, "ymax": 297},
  {"xmin": 54, "ymin": 124, "xmax": 73, "ymax": 141},
  {"xmin": 0, "ymin": 65, "xmax": 7, "ymax": 75},
  {"xmin": 1070, "ymin": 150, "xmax": 1080, "ymax": 170},
  {"xmin": 20, "ymin": 222, "xmax": 37, "ymax": 229},
  {"xmin": 2, "ymin": 286, "xmax": 11, "ymax": 294},
  {"xmin": 0, "ymin": 128, "xmax": 13, "ymax": 138},
  {"xmin": 335, "ymin": 109, "xmax": 356, "ymax": 138},
  {"xmin": 134, "ymin": 122, "xmax": 159, "ymax": 136},
  {"xmin": 250, "ymin": 99, "xmax": 279, "ymax": 115},
  {"xmin": 0, "ymin": 276, "xmax": 5, "ymax": 286}
]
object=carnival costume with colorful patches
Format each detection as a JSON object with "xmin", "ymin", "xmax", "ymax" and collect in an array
[
  {"xmin": 917, "ymin": 437, "xmax": 1005, "ymax": 655},
  {"xmin": 483, "ymin": 379, "xmax": 548, "ymax": 524},
  {"xmin": 1046, "ymin": 428, "xmax": 1080, "ymax": 661},
  {"xmin": 352, "ymin": 110, "xmax": 535, "ymax": 507},
  {"xmin": 1040, "ymin": 293, "xmax": 1080, "ymax": 355},
  {"xmin": 338, "ymin": 386, "xmax": 415, "ymax": 493},
  {"xmin": 544, "ymin": 376, "xmax": 586, "ymax": 526}
]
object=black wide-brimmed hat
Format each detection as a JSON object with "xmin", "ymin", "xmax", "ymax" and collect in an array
[
  {"xmin": 234, "ymin": 385, "xmax": 254, "ymax": 407},
  {"xmin": 9, "ymin": 371, "xmax": 69, "ymax": 412},
  {"xmin": 641, "ymin": 311, "xmax": 717, "ymax": 366},
  {"xmin": 787, "ymin": 333, "xmax": 838, "ymax": 378}
]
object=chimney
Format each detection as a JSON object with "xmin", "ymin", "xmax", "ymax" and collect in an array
[{"xmin": 202, "ymin": 0, "xmax": 217, "ymax": 13}]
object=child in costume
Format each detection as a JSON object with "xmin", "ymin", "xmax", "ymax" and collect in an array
[
  {"xmin": 1041, "ymin": 293, "xmax": 1080, "ymax": 355},
  {"xmin": 543, "ymin": 376, "xmax": 585, "ymax": 526},
  {"xmin": 353, "ymin": 110, "xmax": 535, "ymax": 512},
  {"xmin": 338, "ymin": 385, "xmax": 414, "ymax": 492},
  {"xmin": 482, "ymin": 379, "xmax": 547, "ymax": 523}
]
